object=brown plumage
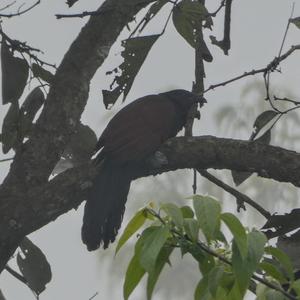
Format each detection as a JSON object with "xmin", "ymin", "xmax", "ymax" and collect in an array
[{"xmin": 81, "ymin": 89, "xmax": 204, "ymax": 251}]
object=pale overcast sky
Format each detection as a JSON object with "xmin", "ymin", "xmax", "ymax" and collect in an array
[{"xmin": 0, "ymin": 1, "xmax": 300, "ymax": 299}]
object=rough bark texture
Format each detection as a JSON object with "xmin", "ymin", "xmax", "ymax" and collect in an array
[
  {"xmin": 1, "ymin": 0, "xmax": 300, "ymax": 274},
  {"xmin": 1, "ymin": 136, "xmax": 300, "ymax": 270},
  {"xmin": 0, "ymin": 0, "xmax": 155, "ymax": 273}
]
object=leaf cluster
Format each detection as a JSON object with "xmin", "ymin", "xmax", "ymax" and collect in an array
[{"xmin": 117, "ymin": 196, "xmax": 299, "ymax": 300}]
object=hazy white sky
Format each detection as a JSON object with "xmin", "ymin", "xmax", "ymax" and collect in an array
[{"xmin": 0, "ymin": 0, "xmax": 300, "ymax": 299}]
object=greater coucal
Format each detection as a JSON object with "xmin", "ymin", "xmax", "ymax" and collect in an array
[{"xmin": 82, "ymin": 89, "xmax": 204, "ymax": 251}]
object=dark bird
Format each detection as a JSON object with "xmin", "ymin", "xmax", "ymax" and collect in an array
[{"xmin": 81, "ymin": 89, "xmax": 204, "ymax": 251}]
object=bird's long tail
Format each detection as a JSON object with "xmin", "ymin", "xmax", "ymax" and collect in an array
[{"xmin": 81, "ymin": 160, "xmax": 132, "ymax": 251}]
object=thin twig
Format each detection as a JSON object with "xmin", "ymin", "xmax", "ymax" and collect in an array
[
  {"xmin": 197, "ymin": 169, "xmax": 271, "ymax": 219},
  {"xmin": 274, "ymin": 96, "xmax": 300, "ymax": 106},
  {"xmin": 88, "ymin": 292, "xmax": 99, "ymax": 300},
  {"xmin": 203, "ymin": 44, "xmax": 300, "ymax": 94},
  {"xmin": 4, "ymin": 265, "xmax": 27, "ymax": 285},
  {"xmin": 0, "ymin": 0, "xmax": 40, "ymax": 18},
  {"xmin": 0, "ymin": 157, "xmax": 14, "ymax": 163},
  {"xmin": 148, "ymin": 209, "xmax": 296, "ymax": 300},
  {"xmin": 278, "ymin": 3, "xmax": 295, "ymax": 57},
  {"xmin": 0, "ymin": 29, "xmax": 56, "ymax": 69},
  {"xmin": 0, "ymin": 1, "xmax": 17, "ymax": 12},
  {"xmin": 209, "ymin": 0, "xmax": 226, "ymax": 17}
]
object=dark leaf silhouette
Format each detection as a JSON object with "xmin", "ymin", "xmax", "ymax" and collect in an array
[
  {"xmin": 32, "ymin": 63, "xmax": 54, "ymax": 84},
  {"xmin": 19, "ymin": 87, "xmax": 45, "ymax": 138},
  {"xmin": 66, "ymin": 0, "xmax": 79, "ymax": 7},
  {"xmin": 17, "ymin": 237, "xmax": 52, "ymax": 296},
  {"xmin": 103, "ymin": 34, "xmax": 160, "ymax": 108},
  {"xmin": 1, "ymin": 102, "xmax": 19, "ymax": 153},
  {"xmin": 172, "ymin": 0, "xmax": 212, "ymax": 61},
  {"xmin": 250, "ymin": 110, "xmax": 278, "ymax": 140},
  {"xmin": 232, "ymin": 130, "xmax": 271, "ymax": 186},
  {"xmin": 1, "ymin": 41, "xmax": 29, "ymax": 104}
]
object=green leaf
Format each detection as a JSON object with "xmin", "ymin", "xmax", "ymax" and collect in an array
[
  {"xmin": 259, "ymin": 261, "xmax": 287, "ymax": 283},
  {"xmin": 103, "ymin": 34, "xmax": 160, "ymax": 107},
  {"xmin": 116, "ymin": 209, "xmax": 147, "ymax": 254},
  {"xmin": 124, "ymin": 246, "xmax": 146, "ymax": 300},
  {"xmin": 264, "ymin": 290, "xmax": 286, "ymax": 300},
  {"xmin": 221, "ymin": 213, "xmax": 248, "ymax": 259},
  {"xmin": 161, "ymin": 203, "xmax": 184, "ymax": 229},
  {"xmin": 140, "ymin": 226, "xmax": 169, "ymax": 273},
  {"xmin": 208, "ymin": 266, "xmax": 225, "ymax": 297},
  {"xmin": 172, "ymin": 0, "xmax": 213, "ymax": 61},
  {"xmin": 32, "ymin": 63, "xmax": 54, "ymax": 84},
  {"xmin": 265, "ymin": 246, "xmax": 294, "ymax": 279},
  {"xmin": 181, "ymin": 205, "xmax": 194, "ymax": 218},
  {"xmin": 17, "ymin": 237, "xmax": 52, "ymax": 295},
  {"xmin": 192, "ymin": 195, "xmax": 221, "ymax": 241},
  {"xmin": 194, "ymin": 276, "xmax": 209, "ymax": 300},
  {"xmin": 147, "ymin": 246, "xmax": 173, "ymax": 300},
  {"xmin": 232, "ymin": 230, "xmax": 267, "ymax": 295},
  {"xmin": 1, "ymin": 102, "xmax": 20, "ymax": 153},
  {"xmin": 1, "ymin": 41, "xmax": 29, "ymax": 104},
  {"xmin": 123, "ymin": 227, "xmax": 157, "ymax": 300},
  {"xmin": 291, "ymin": 279, "xmax": 300, "ymax": 297},
  {"xmin": 183, "ymin": 218, "xmax": 199, "ymax": 242},
  {"xmin": 187, "ymin": 243, "xmax": 215, "ymax": 274},
  {"xmin": 290, "ymin": 17, "xmax": 300, "ymax": 29}
]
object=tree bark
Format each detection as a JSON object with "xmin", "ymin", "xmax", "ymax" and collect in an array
[
  {"xmin": 0, "ymin": 0, "xmax": 155, "ymax": 273},
  {"xmin": 1, "ymin": 135, "xmax": 300, "ymax": 272}
]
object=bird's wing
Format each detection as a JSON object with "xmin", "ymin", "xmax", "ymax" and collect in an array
[{"xmin": 99, "ymin": 95, "xmax": 181, "ymax": 163}]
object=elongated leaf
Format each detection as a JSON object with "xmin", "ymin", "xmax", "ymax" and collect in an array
[
  {"xmin": 147, "ymin": 246, "xmax": 173, "ymax": 300},
  {"xmin": 140, "ymin": 226, "xmax": 169, "ymax": 273},
  {"xmin": 1, "ymin": 102, "xmax": 19, "ymax": 153},
  {"xmin": 194, "ymin": 276, "xmax": 209, "ymax": 300},
  {"xmin": 181, "ymin": 205, "xmax": 194, "ymax": 218},
  {"xmin": 116, "ymin": 209, "xmax": 147, "ymax": 254},
  {"xmin": 232, "ymin": 129, "xmax": 271, "ymax": 186},
  {"xmin": 232, "ymin": 230, "xmax": 267, "ymax": 294},
  {"xmin": 1, "ymin": 41, "xmax": 29, "ymax": 104},
  {"xmin": 124, "ymin": 246, "xmax": 146, "ymax": 300},
  {"xmin": 124, "ymin": 227, "xmax": 157, "ymax": 300},
  {"xmin": 32, "ymin": 63, "xmax": 54, "ymax": 84},
  {"xmin": 19, "ymin": 87, "xmax": 45, "ymax": 139},
  {"xmin": 17, "ymin": 237, "xmax": 52, "ymax": 295},
  {"xmin": 184, "ymin": 218, "xmax": 199, "ymax": 242},
  {"xmin": 221, "ymin": 213, "xmax": 247, "ymax": 259},
  {"xmin": 208, "ymin": 266, "xmax": 225, "ymax": 297},
  {"xmin": 291, "ymin": 279, "xmax": 300, "ymax": 297},
  {"xmin": 172, "ymin": 0, "xmax": 212, "ymax": 61},
  {"xmin": 250, "ymin": 110, "xmax": 278, "ymax": 141},
  {"xmin": 265, "ymin": 246, "xmax": 294, "ymax": 279},
  {"xmin": 66, "ymin": 0, "xmax": 79, "ymax": 7},
  {"xmin": 103, "ymin": 34, "xmax": 160, "ymax": 107},
  {"xmin": 161, "ymin": 203, "xmax": 184, "ymax": 229},
  {"xmin": 0, "ymin": 290, "xmax": 6, "ymax": 300},
  {"xmin": 192, "ymin": 195, "xmax": 221, "ymax": 241},
  {"xmin": 259, "ymin": 261, "xmax": 287, "ymax": 283}
]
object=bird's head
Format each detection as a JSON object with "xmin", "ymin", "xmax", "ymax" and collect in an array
[{"xmin": 160, "ymin": 89, "xmax": 206, "ymax": 113}]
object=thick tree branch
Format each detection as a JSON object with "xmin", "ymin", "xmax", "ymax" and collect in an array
[
  {"xmin": 0, "ymin": 0, "xmax": 155, "ymax": 273},
  {"xmin": 1, "ymin": 136, "xmax": 300, "ymax": 273}
]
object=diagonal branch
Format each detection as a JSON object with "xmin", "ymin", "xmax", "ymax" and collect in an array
[
  {"xmin": 0, "ymin": 0, "xmax": 156, "ymax": 274},
  {"xmin": 1, "ymin": 136, "xmax": 300, "ymax": 272}
]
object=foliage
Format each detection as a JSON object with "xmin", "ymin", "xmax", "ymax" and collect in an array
[{"xmin": 118, "ymin": 196, "xmax": 299, "ymax": 300}]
